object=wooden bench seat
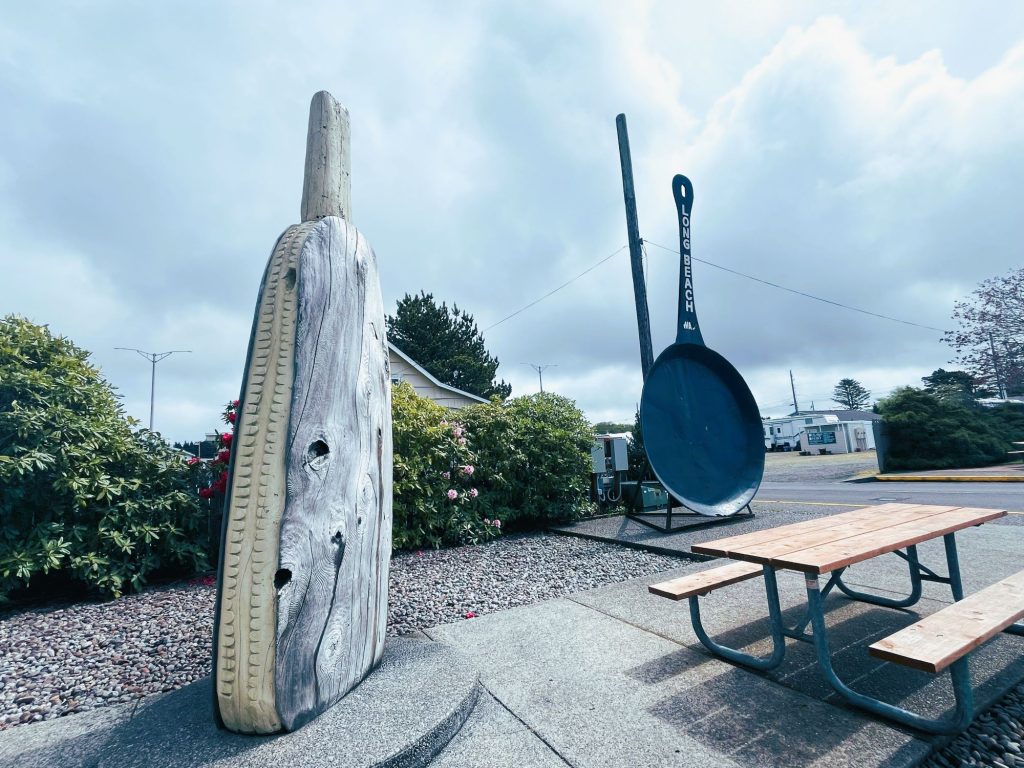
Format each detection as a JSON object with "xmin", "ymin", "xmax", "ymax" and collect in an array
[
  {"xmin": 649, "ymin": 561, "xmax": 764, "ymax": 601},
  {"xmin": 868, "ymin": 570, "xmax": 1024, "ymax": 673}
]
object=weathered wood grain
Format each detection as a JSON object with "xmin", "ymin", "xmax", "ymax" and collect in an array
[
  {"xmin": 274, "ymin": 215, "xmax": 392, "ymax": 731},
  {"xmin": 214, "ymin": 89, "xmax": 392, "ymax": 734},
  {"xmin": 301, "ymin": 91, "xmax": 352, "ymax": 223}
]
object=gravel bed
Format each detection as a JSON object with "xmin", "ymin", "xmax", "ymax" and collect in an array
[
  {"xmin": 0, "ymin": 533, "xmax": 682, "ymax": 729},
  {"xmin": 923, "ymin": 685, "xmax": 1024, "ymax": 767}
]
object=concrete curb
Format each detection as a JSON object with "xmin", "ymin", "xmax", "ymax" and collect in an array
[
  {"xmin": 874, "ymin": 474, "xmax": 1024, "ymax": 482},
  {"xmin": 0, "ymin": 637, "xmax": 480, "ymax": 768}
]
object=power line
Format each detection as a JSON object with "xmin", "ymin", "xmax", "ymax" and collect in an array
[
  {"xmin": 483, "ymin": 246, "xmax": 628, "ymax": 332},
  {"xmin": 643, "ymin": 240, "xmax": 948, "ymax": 333}
]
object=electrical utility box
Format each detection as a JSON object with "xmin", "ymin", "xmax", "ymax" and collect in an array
[{"xmin": 591, "ymin": 436, "xmax": 628, "ymax": 473}]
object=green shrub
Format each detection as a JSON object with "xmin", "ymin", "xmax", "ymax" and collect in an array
[
  {"xmin": 461, "ymin": 392, "xmax": 595, "ymax": 528},
  {"xmin": 0, "ymin": 316, "xmax": 209, "ymax": 599},
  {"xmin": 876, "ymin": 387, "xmax": 1022, "ymax": 470},
  {"xmin": 391, "ymin": 383, "xmax": 498, "ymax": 549}
]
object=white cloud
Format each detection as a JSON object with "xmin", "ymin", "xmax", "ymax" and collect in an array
[{"xmin": 0, "ymin": 6, "xmax": 1022, "ymax": 440}]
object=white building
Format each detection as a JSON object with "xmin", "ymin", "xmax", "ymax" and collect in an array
[
  {"xmin": 763, "ymin": 409, "xmax": 879, "ymax": 454},
  {"xmin": 388, "ymin": 343, "xmax": 489, "ymax": 409}
]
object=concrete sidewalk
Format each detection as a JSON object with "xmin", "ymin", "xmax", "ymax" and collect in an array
[{"xmin": 428, "ymin": 521, "xmax": 1024, "ymax": 767}]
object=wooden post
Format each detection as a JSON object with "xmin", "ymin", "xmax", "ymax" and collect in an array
[
  {"xmin": 301, "ymin": 91, "xmax": 352, "ymax": 222},
  {"xmin": 616, "ymin": 114, "xmax": 654, "ymax": 380},
  {"xmin": 214, "ymin": 91, "xmax": 392, "ymax": 734}
]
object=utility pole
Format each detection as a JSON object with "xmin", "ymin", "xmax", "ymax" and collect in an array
[
  {"xmin": 789, "ymin": 369, "xmax": 800, "ymax": 415},
  {"xmin": 989, "ymin": 331, "xmax": 1007, "ymax": 399},
  {"xmin": 616, "ymin": 114, "xmax": 655, "ymax": 380},
  {"xmin": 116, "ymin": 348, "xmax": 191, "ymax": 431},
  {"xmin": 523, "ymin": 363, "xmax": 557, "ymax": 393}
]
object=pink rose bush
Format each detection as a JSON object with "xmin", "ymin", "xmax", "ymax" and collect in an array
[{"xmin": 391, "ymin": 382, "xmax": 500, "ymax": 549}]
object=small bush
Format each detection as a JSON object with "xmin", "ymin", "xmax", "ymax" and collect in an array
[
  {"xmin": 876, "ymin": 387, "xmax": 1023, "ymax": 470},
  {"xmin": 461, "ymin": 392, "xmax": 595, "ymax": 529},
  {"xmin": 391, "ymin": 383, "xmax": 498, "ymax": 549},
  {"xmin": 0, "ymin": 316, "xmax": 209, "ymax": 600}
]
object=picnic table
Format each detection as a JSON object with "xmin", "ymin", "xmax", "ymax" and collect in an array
[{"xmin": 650, "ymin": 503, "xmax": 1024, "ymax": 734}]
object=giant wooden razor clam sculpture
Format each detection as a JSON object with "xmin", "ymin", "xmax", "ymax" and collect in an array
[{"xmin": 212, "ymin": 91, "xmax": 392, "ymax": 734}]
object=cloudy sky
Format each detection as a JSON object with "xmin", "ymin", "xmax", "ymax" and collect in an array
[{"xmin": 2, "ymin": 2, "xmax": 1022, "ymax": 442}]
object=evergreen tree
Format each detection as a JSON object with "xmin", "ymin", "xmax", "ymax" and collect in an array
[
  {"xmin": 831, "ymin": 378, "xmax": 871, "ymax": 410},
  {"xmin": 386, "ymin": 291, "xmax": 511, "ymax": 400},
  {"xmin": 921, "ymin": 368, "xmax": 991, "ymax": 404}
]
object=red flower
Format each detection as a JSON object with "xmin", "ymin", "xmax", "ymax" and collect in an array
[
  {"xmin": 187, "ymin": 456, "xmax": 200, "ymax": 466},
  {"xmin": 198, "ymin": 487, "xmax": 215, "ymax": 499},
  {"xmin": 232, "ymin": 399, "xmax": 240, "ymax": 407},
  {"xmin": 464, "ymin": 611, "xmax": 477, "ymax": 619},
  {"xmin": 217, "ymin": 449, "xmax": 231, "ymax": 464},
  {"xmin": 220, "ymin": 432, "xmax": 232, "ymax": 448},
  {"xmin": 227, "ymin": 411, "xmax": 237, "ymax": 424}
]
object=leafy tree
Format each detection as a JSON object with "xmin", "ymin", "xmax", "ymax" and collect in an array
[
  {"xmin": 831, "ymin": 378, "xmax": 871, "ymax": 410},
  {"xmin": 386, "ymin": 291, "xmax": 511, "ymax": 400},
  {"xmin": 921, "ymin": 368, "xmax": 991, "ymax": 404},
  {"xmin": 592, "ymin": 421, "xmax": 632, "ymax": 435},
  {"xmin": 943, "ymin": 266, "xmax": 1024, "ymax": 396},
  {"xmin": 0, "ymin": 316, "xmax": 209, "ymax": 600}
]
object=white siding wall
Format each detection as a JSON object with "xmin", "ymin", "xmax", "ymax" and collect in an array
[{"xmin": 389, "ymin": 355, "xmax": 482, "ymax": 409}]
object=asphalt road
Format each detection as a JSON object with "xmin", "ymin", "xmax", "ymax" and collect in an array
[{"xmin": 757, "ymin": 480, "xmax": 1024, "ymax": 513}]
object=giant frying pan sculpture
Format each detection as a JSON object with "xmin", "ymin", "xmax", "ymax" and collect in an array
[
  {"xmin": 212, "ymin": 91, "xmax": 392, "ymax": 734},
  {"xmin": 639, "ymin": 175, "xmax": 764, "ymax": 516}
]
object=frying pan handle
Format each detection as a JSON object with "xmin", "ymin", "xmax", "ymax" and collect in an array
[{"xmin": 673, "ymin": 174, "xmax": 704, "ymax": 346}]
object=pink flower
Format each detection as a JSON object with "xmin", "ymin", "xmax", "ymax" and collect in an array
[
  {"xmin": 216, "ymin": 448, "xmax": 231, "ymax": 464},
  {"xmin": 441, "ymin": 471, "xmax": 450, "ymax": 480},
  {"xmin": 469, "ymin": 488, "xmax": 479, "ymax": 498},
  {"xmin": 452, "ymin": 426, "xmax": 464, "ymax": 438},
  {"xmin": 221, "ymin": 432, "xmax": 233, "ymax": 448},
  {"xmin": 464, "ymin": 611, "xmax": 477, "ymax": 619},
  {"xmin": 187, "ymin": 456, "xmax": 200, "ymax": 466},
  {"xmin": 440, "ymin": 420, "xmax": 449, "ymax": 427},
  {"xmin": 462, "ymin": 465, "xmax": 475, "ymax": 476},
  {"xmin": 458, "ymin": 437, "xmax": 467, "ymax": 445},
  {"xmin": 232, "ymin": 399, "xmax": 240, "ymax": 408},
  {"xmin": 198, "ymin": 487, "xmax": 215, "ymax": 499},
  {"xmin": 447, "ymin": 489, "xmax": 458, "ymax": 500},
  {"xmin": 484, "ymin": 518, "xmax": 491, "ymax": 525},
  {"xmin": 227, "ymin": 411, "xmax": 237, "ymax": 424},
  {"xmin": 202, "ymin": 575, "xmax": 216, "ymax": 587},
  {"xmin": 492, "ymin": 519, "xmax": 501, "ymax": 529}
]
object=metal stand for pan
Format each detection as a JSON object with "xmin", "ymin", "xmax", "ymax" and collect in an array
[{"xmin": 625, "ymin": 457, "xmax": 754, "ymax": 534}]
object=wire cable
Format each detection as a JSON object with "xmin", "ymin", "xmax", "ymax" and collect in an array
[
  {"xmin": 644, "ymin": 240, "xmax": 948, "ymax": 333},
  {"xmin": 483, "ymin": 245, "xmax": 628, "ymax": 332}
]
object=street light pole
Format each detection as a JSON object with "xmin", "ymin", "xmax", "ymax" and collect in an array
[
  {"xmin": 523, "ymin": 363, "xmax": 557, "ymax": 393},
  {"xmin": 115, "ymin": 348, "xmax": 191, "ymax": 431}
]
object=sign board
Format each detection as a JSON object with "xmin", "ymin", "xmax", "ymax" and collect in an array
[{"xmin": 807, "ymin": 431, "xmax": 837, "ymax": 445}]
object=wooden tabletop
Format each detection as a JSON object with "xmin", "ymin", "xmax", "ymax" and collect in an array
[{"xmin": 692, "ymin": 503, "xmax": 1007, "ymax": 575}]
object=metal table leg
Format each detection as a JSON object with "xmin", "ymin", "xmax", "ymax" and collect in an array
[
  {"xmin": 804, "ymin": 572, "xmax": 974, "ymax": 734},
  {"xmin": 834, "ymin": 533, "xmax": 968, "ymax": 609},
  {"xmin": 688, "ymin": 566, "xmax": 787, "ymax": 671}
]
